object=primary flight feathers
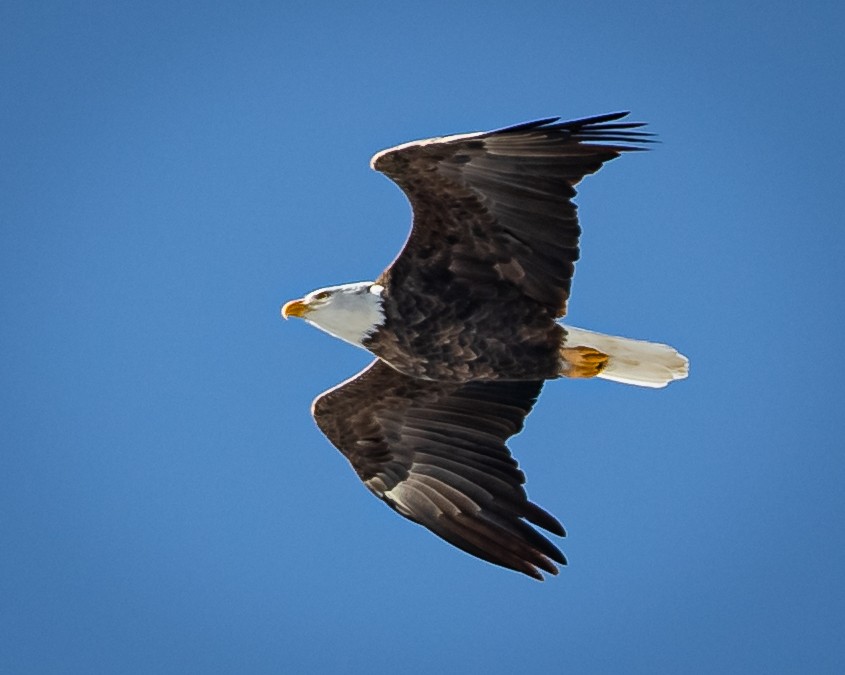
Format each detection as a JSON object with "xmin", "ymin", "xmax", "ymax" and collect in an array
[{"xmin": 282, "ymin": 112, "xmax": 687, "ymax": 580}]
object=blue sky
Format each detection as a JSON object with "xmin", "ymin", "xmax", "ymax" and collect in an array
[{"xmin": 2, "ymin": 1, "xmax": 844, "ymax": 673}]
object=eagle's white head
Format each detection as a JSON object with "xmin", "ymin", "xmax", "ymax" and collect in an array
[{"xmin": 281, "ymin": 281, "xmax": 385, "ymax": 348}]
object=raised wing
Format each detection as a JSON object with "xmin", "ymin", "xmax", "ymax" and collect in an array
[
  {"xmin": 371, "ymin": 112, "xmax": 651, "ymax": 316},
  {"xmin": 312, "ymin": 360, "xmax": 565, "ymax": 580}
]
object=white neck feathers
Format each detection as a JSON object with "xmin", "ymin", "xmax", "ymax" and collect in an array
[{"xmin": 303, "ymin": 282, "xmax": 385, "ymax": 348}]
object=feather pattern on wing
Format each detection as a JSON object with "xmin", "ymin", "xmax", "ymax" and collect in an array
[
  {"xmin": 312, "ymin": 360, "xmax": 565, "ymax": 580},
  {"xmin": 365, "ymin": 112, "xmax": 651, "ymax": 381}
]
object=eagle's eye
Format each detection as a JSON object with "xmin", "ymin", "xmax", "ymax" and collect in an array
[{"xmin": 313, "ymin": 291, "xmax": 331, "ymax": 302}]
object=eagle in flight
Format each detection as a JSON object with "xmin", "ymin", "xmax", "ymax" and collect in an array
[{"xmin": 282, "ymin": 112, "xmax": 688, "ymax": 580}]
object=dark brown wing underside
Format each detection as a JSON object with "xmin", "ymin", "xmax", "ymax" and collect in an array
[
  {"xmin": 312, "ymin": 360, "xmax": 565, "ymax": 580},
  {"xmin": 373, "ymin": 112, "xmax": 651, "ymax": 317}
]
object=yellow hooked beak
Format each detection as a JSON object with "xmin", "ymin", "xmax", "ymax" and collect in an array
[{"xmin": 281, "ymin": 298, "xmax": 309, "ymax": 319}]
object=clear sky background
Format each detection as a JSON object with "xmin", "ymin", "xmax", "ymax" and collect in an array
[{"xmin": 2, "ymin": 2, "xmax": 844, "ymax": 673}]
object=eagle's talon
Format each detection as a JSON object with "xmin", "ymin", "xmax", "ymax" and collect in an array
[{"xmin": 561, "ymin": 346, "xmax": 611, "ymax": 379}]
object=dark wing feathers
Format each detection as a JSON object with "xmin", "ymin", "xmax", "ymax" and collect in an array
[
  {"xmin": 372, "ymin": 112, "xmax": 650, "ymax": 316},
  {"xmin": 312, "ymin": 360, "xmax": 565, "ymax": 580},
  {"xmin": 303, "ymin": 114, "xmax": 652, "ymax": 577}
]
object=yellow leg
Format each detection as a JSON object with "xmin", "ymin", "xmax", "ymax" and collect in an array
[{"xmin": 560, "ymin": 346, "xmax": 610, "ymax": 379}]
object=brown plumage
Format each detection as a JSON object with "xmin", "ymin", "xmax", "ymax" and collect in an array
[
  {"xmin": 283, "ymin": 113, "xmax": 678, "ymax": 580},
  {"xmin": 312, "ymin": 361, "xmax": 563, "ymax": 580},
  {"xmin": 364, "ymin": 112, "xmax": 649, "ymax": 382}
]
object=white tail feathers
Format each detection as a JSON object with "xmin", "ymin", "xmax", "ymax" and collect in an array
[{"xmin": 563, "ymin": 325, "xmax": 689, "ymax": 388}]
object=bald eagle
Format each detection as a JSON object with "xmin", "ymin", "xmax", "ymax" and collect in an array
[{"xmin": 282, "ymin": 112, "xmax": 688, "ymax": 580}]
